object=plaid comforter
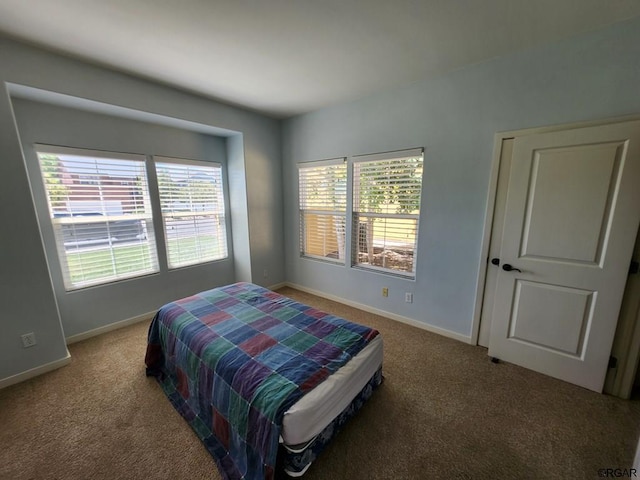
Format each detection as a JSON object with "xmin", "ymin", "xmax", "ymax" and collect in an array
[{"xmin": 145, "ymin": 282, "xmax": 380, "ymax": 480}]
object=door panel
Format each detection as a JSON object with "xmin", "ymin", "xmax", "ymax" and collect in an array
[
  {"xmin": 488, "ymin": 120, "xmax": 640, "ymax": 392},
  {"xmin": 520, "ymin": 143, "xmax": 622, "ymax": 264},
  {"xmin": 508, "ymin": 280, "xmax": 594, "ymax": 356}
]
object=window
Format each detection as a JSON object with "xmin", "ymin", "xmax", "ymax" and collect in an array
[
  {"xmin": 352, "ymin": 148, "xmax": 423, "ymax": 277},
  {"xmin": 298, "ymin": 159, "xmax": 347, "ymax": 262},
  {"xmin": 36, "ymin": 146, "xmax": 158, "ymax": 290},
  {"xmin": 155, "ymin": 158, "xmax": 228, "ymax": 268}
]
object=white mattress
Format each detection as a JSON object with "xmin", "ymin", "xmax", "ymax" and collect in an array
[{"xmin": 281, "ymin": 335, "xmax": 383, "ymax": 446}]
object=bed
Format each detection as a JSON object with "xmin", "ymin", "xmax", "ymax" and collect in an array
[{"xmin": 145, "ymin": 282, "xmax": 383, "ymax": 480}]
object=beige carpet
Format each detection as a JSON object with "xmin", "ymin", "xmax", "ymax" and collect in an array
[{"xmin": 1, "ymin": 286, "xmax": 639, "ymax": 479}]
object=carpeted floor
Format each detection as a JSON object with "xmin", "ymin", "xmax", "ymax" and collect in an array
[{"xmin": 1, "ymin": 286, "xmax": 639, "ymax": 479}]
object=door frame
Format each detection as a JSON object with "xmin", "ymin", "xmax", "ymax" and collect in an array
[{"xmin": 472, "ymin": 114, "xmax": 640, "ymax": 396}]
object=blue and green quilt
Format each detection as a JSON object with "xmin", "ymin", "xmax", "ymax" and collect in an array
[{"xmin": 145, "ymin": 282, "xmax": 380, "ymax": 480}]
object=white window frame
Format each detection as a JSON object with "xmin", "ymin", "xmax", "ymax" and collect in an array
[
  {"xmin": 298, "ymin": 158, "xmax": 347, "ymax": 264},
  {"xmin": 351, "ymin": 148, "xmax": 424, "ymax": 278},
  {"xmin": 36, "ymin": 144, "xmax": 159, "ymax": 290},
  {"xmin": 154, "ymin": 156, "xmax": 228, "ymax": 269}
]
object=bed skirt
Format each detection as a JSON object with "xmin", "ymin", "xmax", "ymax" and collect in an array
[{"xmin": 278, "ymin": 366, "xmax": 384, "ymax": 477}]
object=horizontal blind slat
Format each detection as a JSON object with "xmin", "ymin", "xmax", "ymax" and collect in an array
[
  {"xmin": 299, "ymin": 161, "xmax": 347, "ymax": 262},
  {"xmin": 38, "ymin": 148, "xmax": 159, "ymax": 290},
  {"xmin": 155, "ymin": 159, "xmax": 228, "ymax": 268},
  {"xmin": 352, "ymin": 153, "xmax": 423, "ymax": 275}
]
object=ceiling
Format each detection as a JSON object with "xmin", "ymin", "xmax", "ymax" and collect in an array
[{"xmin": 0, "ymin": 1, "xmax": 639, "ymax": 119}]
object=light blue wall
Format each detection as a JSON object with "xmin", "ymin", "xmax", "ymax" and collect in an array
[
  {"xmin": 0, "ymin": 83, "xmax": 69, "ymax": 381},
  {"xmin": 282, "ymin": 18, "xmax": 640, "ymax": 338},
  {"xmin": 3, "ymin": 17, "xmax": 639, "ymax": 387},
  {"xmin": 0, "ymin": 37, "xmax": 283, "ymax": 384},
  {"xmin": 13, "ymin": 98, "xmax": 237, "ymax": 337},
  {"xmin": 227, "ymin": 134, "xmax": 253, "ymax": 283}
]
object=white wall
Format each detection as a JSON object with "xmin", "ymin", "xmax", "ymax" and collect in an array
[
  {"xmin": 0, "ymin": 37, "xmax": 283, "ymax": 384},
  {"xmin": 282, "ymin": 18, "xmax": 640, "ymax": 339}
]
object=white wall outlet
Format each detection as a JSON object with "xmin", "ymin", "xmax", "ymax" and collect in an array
[
  {"xmin": 263, "ymin": 269, "xmax": 268, "ymax": 278},
  {"xmin": 382, "ymin": 287, "xmax": 389, "ymax": 297},
  {"xmin": 21, "ymin": 332, "xmax": 37, "ymax": 348},
  {"xmin": 405, "ymin": 292, "xmax": 413, "ymax": 303}
]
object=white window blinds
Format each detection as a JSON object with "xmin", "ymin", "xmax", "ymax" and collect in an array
[
  {"xmin": 36, "ymin": 146, "xmax": 158, "ymax": 290},
  {"xmin": 155, "ymin": 158, "xmax": 228, "ymax": 268},
  {"xmin": 299, "ymin": 159, "xmax": 347, "ymax": 262},
  {"xmin": 352, "ymin": 148, "xmax": 423, "ymax": 277}
]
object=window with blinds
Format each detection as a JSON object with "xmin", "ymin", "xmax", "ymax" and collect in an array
[
  {"xmin": 352, "ymin": 148, "xmax": 423, "ymax": 277},
  {"xmin": 299, "ymin": 159, "xmax": 347, "ymax": 263},
  {"xmin": 155, "ymin": 158, "xmax": 228, "ymax": 268},
  {"xmin": 36, "ymin": 146, "xmax": 158, "ymax": 290}
]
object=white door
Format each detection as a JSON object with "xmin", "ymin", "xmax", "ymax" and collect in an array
[{"xmin": 488, "ymin": 120, "xmax": 640, "ymax": 392}]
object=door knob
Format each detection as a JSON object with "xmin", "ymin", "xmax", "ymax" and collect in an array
[{"xmin": 502, "ymin": 264, "xmax": 522, "ymax": 272}]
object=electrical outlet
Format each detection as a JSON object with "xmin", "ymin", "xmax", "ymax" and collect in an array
[
  {"xmin": 21, "ymin": 332, "xmax": 36, "ymax": 348},
  {"xmin": 263, "ymin": 269, "xmax": 268, "ymax": 278},
  {"xmin": 382, "ymin": 287, "xmax": 388, "ymax": 297},
  {"xmin": 405, "ymin": 292, "xmax": 413, "ymax": 303}
]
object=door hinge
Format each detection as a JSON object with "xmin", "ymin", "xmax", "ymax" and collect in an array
[
  {"xmin": 608, "ymin": 356, "xmax": 618, "ymax": 369},
  {"xmin": 630, "ymin": 260, "xmax": 639, "ymax": 275}
]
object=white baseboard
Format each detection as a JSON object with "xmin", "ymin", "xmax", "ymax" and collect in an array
[
  {"xmin": 284, "ymin": 282, "xmax": 472, "ymax": 345},
  {"xmin": 0, "ymin": 351, "xmax": 71, "ymax": 390},
  {"xmin": 267, "ymin": 282, "xmax": 287, "ymax": 291},
  {"xmin": 66, "ymin": 310, "xmax": 156, "ymax": 345}
]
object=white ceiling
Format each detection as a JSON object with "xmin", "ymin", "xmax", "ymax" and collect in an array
[{"xmin": 0, "ymin": 1, "xmax": 639, "ymax": 118}]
